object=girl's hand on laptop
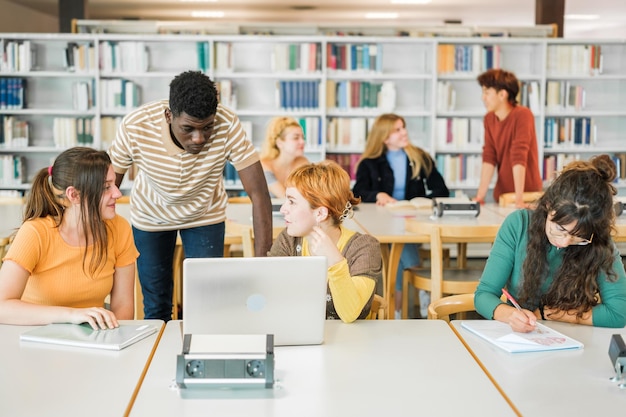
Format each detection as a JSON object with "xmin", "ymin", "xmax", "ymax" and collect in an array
[
  {"xmin": 68, "ymin": 307, "xmax": 119, "ymax": 330},
  {"xmin": 308, "ymin": 226, "xmax": 344, "ymax": 266}
]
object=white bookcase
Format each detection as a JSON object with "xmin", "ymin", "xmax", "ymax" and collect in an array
[{"xmin": 2, "ymin": 32, "xmax": 625, "ymax": 195}]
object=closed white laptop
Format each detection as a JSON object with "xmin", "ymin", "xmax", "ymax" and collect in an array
[{"xmin": 182, "ymin": 256, "xmax": 327, "ymax": 346}]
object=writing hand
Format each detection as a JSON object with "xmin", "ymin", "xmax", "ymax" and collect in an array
[{"xmin": 508, "ymin": 308, "xmax": 537, "ymax": 333}]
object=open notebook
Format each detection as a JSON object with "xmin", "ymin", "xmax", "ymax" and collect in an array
[
  {"xmin": 461, "ymin": 320, "xmax": 584, "ymax": 353},
  {"xmin": 20, "ymin": 323, "xmax": 158, "ymax": 351}
]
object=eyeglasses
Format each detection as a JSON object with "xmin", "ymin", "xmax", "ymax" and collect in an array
[{"xmin": 548, "ymin": 221, "xmax": 594, "ymax": 246}]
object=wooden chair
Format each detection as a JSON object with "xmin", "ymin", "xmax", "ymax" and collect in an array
[
  {"xmin": 498, "ymin": 191, "xmax": 543, "ymax": 207},
  {"xmin": 368, "ymin": 294, "xmax": 387, "ymax": 320},
  {"xmin": 427, "ymin": 293, "xmax": 475, "ymax": 322},
  {"xmin": 0, "ymin": 235, "xmax": 14, "ymax": 266},
  {"xmin": 0, "ymin": 196, "xmax": 25, "ymax": 205},
  {"xmin": 401, "ymin": 222, "xmax": 500, "ymax": 319},
  {"xmin": 116, "ymin": 195, "xmax": 131, "ymax": 204},
  {"xmin": 240, "ymin": 225, "xmax": 255, "ymax": 257}
]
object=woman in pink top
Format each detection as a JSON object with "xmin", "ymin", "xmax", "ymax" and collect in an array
[{"xmin": 0, "ymin": 147, "xmax": 139, "ymax": 330}]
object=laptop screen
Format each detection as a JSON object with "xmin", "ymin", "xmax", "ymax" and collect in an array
[{"xmin": 182, "ymin": 256, "xmax": 327, "ymax": 346}]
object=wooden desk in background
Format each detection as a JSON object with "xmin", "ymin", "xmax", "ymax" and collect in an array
[
  {"xmin": 0, "ymin": 320, "xmax": 164, "ymax": 417},
  {"xmin": 352, "ymin": 203, "xmax": 506, "ymax": 319},
  {"xmin": 452, "ymin": 320, "xmax": 626, "ymax": 416},
  {"xmin": 128, "ymin": 320, "xmax": 517, "ymax": 416}
]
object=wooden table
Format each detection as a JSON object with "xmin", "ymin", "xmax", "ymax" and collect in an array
[
  {"xmin": 0, "ymin": 320, "xmax": 164, "ymax": 417},
  {"xmin": 452, "ymin": 320, "xmax": 626, "ymax": 416},
  {"xmin": 128, "ymin": 320, "xmax": 517, "ymax": 416},
  {"xmin": 352, "ymin": 203, "xmax": 505, "ymax": 318}
]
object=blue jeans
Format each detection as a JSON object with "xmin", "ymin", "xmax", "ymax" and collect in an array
[
  {"xmin": 133, "ymin": 222, "xmax": 225, "ymax": 321},
  {"xmin": 396, "ymin": 243, "xmax": 421, "ymax": 291}
]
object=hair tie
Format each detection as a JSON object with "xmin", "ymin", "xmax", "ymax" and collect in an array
[{"xmin": 48, "ymin": 166, "xmax": 53, "ymax": 176}]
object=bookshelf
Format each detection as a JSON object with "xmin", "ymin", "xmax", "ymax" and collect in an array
[{"xmin": 2, "ymin": 32, "xmax": 625, "ymax": 196}]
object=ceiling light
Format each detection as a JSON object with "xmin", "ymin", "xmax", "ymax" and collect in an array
[
  {"xmin": 390, "ymin": 0, "xmax": 431, "ymax": 4},
  {"xmin": 365, "ymin": 12, "xmax": 399, "ymax": 19},
  {"xmin": 191, "ymin": 11, "xmax": 225, "ymax": 18},
  {"xmin": 564, "ymin": 14, "xmax": 600, "ymax": 20},
  {"xmin": 181, "ymin": 1, "xmax": 218, "ymax": 3}
]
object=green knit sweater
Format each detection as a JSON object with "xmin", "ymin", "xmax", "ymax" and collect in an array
[{"xmin": 475, "ymin": 209, "xmax": 626, "ymax": 328}]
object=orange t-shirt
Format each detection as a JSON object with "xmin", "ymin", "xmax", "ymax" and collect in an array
[{"xmin": 5, "ymin": 215, "xmax": 138, "ymax": 308}]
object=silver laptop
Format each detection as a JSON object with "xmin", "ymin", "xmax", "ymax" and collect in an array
[{"xmin": 182, "ymin": 256, "xmax": 327, "ymax": 346}]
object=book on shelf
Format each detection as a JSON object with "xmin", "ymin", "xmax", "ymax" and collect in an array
[
  {"xmin": 196, "ymin": 41, "xmax": 210, "ymax": 72},
  {"xmin": 547, "ymin": 44, "xmax": 603, "ymax": 76},
  {"xmin": 0, "ymin": 78, "xmax": 26, "ymax": 110},
  {"xmin": 461, "ymin": 320, "xmax": 583, "ymax": 353},
  {"xmin": 20, "ymin": 323, "xmax": 158, "ymax": 351},
  {"xmin": 326, "ymin": 43, "xmax": 382, "ymax": 72},
  {"xmin": 437, "ymin": 44, "xmax": 500, "ymax": 74}
]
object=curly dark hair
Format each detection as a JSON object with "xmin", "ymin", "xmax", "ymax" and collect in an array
[
  {"xmin": 518, "ymin": 154, "xmax": 618, "ymax": 319},
  {"xmin": 169, "ymin": 71, "xmax": 218, "ymax": 119}
]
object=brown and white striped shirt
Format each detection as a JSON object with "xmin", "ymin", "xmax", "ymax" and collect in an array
[{"xmin": 109, "ymin": 100, "xmax": 258, "ymax": 231}]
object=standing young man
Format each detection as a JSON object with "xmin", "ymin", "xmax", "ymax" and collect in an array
[
  {"xmin": 474, "ymin": 69, "xmax": 542, "ymax": 207},
  {"xmin": 109, "ymin": 71, "xmax": 272, "ymax": 321}
]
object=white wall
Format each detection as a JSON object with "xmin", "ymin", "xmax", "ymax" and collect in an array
[{"xmin": 0, "ymin": 0, "xmax": 58, "ymax": 33}]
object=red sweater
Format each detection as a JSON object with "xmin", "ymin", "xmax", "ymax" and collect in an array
[{"xmin": 482, "ymin": 105, "xmax": 542, "ymax": 202}]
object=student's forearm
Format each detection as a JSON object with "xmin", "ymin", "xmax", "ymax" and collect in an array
[
  {"xmin": 475, "ymin": 162, "xmax": 495, "ymax": 201},
  {"xmin": 512, "ymin": 164, "xmax": 527, "ymax": 207},
  {"xmin": 327, "ymin": 260, "xmax": 375, "ymax": 323},
  {"xmin": 543, "ymin": 307, "xmax": 593, "ymax": 325}
]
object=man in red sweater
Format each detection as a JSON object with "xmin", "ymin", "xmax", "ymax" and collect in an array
[{"xmin": 473, "ymin": 69, "xmax": 542, "ymax": 207}]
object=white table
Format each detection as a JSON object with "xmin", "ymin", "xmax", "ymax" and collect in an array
[
  {"xmin": 129, "ymin": 320, "xmax": 516, "ymax": 416},
  {"xmin": 452, "ymin": 320, "xmax": 626, "ymax": 416},
  {"xmin": 0, "ymin": 320, "xmax": 164, "ymax": 417}
]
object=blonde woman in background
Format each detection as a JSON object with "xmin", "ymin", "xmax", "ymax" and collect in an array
[
  {"xmin": 353, "ymin": 113, "xmax": 449, "ymax": 319},
  {"xmin": 260, "ymin": 116, "xmax": 309, "ymax": 198}
]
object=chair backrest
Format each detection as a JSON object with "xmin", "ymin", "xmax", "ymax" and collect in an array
[
  {"xmin": 498, "ymin": 191, "xmax": 543, "ymax": 207},
  {"xmin": 408, "ymin": 221, "xmax": 500, "ymax": 302},
  {"xmin": 427, "ymin": 293, "xmax": 475, "ymax": 322},
  {"xmin": 240, "ymin": 225, "xmax": 255, "ymax": 257},
  {"xmin": 228, "ymin": 195, "xmax": 252, "ymax": 204},
  {"xmin": 0, "ymin": 236, "xmax": 11, "ymax": 265},
  {"xmin": 116, "ymin": 195, "xmax": 131, "ymax": 204},
  {"xmin": 0, "ymin": 196, "xmax": 25, "ymax": 205},
  {"xmin": 368, "ymin": 294, "xmax": 387, "ymax": 320}
]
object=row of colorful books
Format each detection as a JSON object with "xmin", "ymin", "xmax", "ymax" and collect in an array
[
  {"xmin": 53, "ymin": 117, "xmax": 94, "ymax": 148},
  {"xmin": 546, "ymin": 44, "xmax": 603, "ymax": 76},
  {"xmin": 326, "ymin": 117, "xmax": 373, "ymax": 150},
  {"xmin": 326, "ymin": 43, "xmax": 382, "ymax": 72},
  {"xmin": 0, "ymin": 78, "xmax": 26, "ymax": 110},
  {"xmin": 435, "ymin": 153, "xmax": 482, "ymax": 186},
  {"xmin": 0, "ymin": 155, "xmax": 25, "ymax": 186},
  {"xmin": 100, "ymin": 79, "xmax": 141, "ymax": 112},
  {"xmin": 543, "ymin": 153, "xmax": 626, "ymax": 182},
  {"xmin": 276, "ymin": 80, "xmax": 320, "ymax": 111},
  {"xmin": 545, "ymin": 81, "xmax": 586, "ymax": 111},
  {"xmin": 435, "ymin": 117, "xmax": 484, "ymax": 150},
  {"xmin": 437, "ymin": 44, "xmax": 501, "ymax": 74},
  {"xmin": 0, "ymin": 115, "xmax": 29, "ymax": 148},
  {"xmin": 544, "ymin": 117, "xmax": 596, "ymax": 148},
  {"xmin": 99, "ymin": 41, "xmax": 150, "ymax": 73},
  {"xmin": 1, "ymin": 40, "xmax": 35, "ymax": 72},
  {"xmin": 272, "ymin": 43, "xmax": 322, "ymax": 73}
]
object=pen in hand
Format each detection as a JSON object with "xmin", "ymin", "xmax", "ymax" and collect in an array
[
  {"xmin": 501, "ymin": 288, "xmax": 522, "ymax": 312},
  {"xmin": 502, "ymin": 288, "xmax": 536, "ymax": 328}
]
